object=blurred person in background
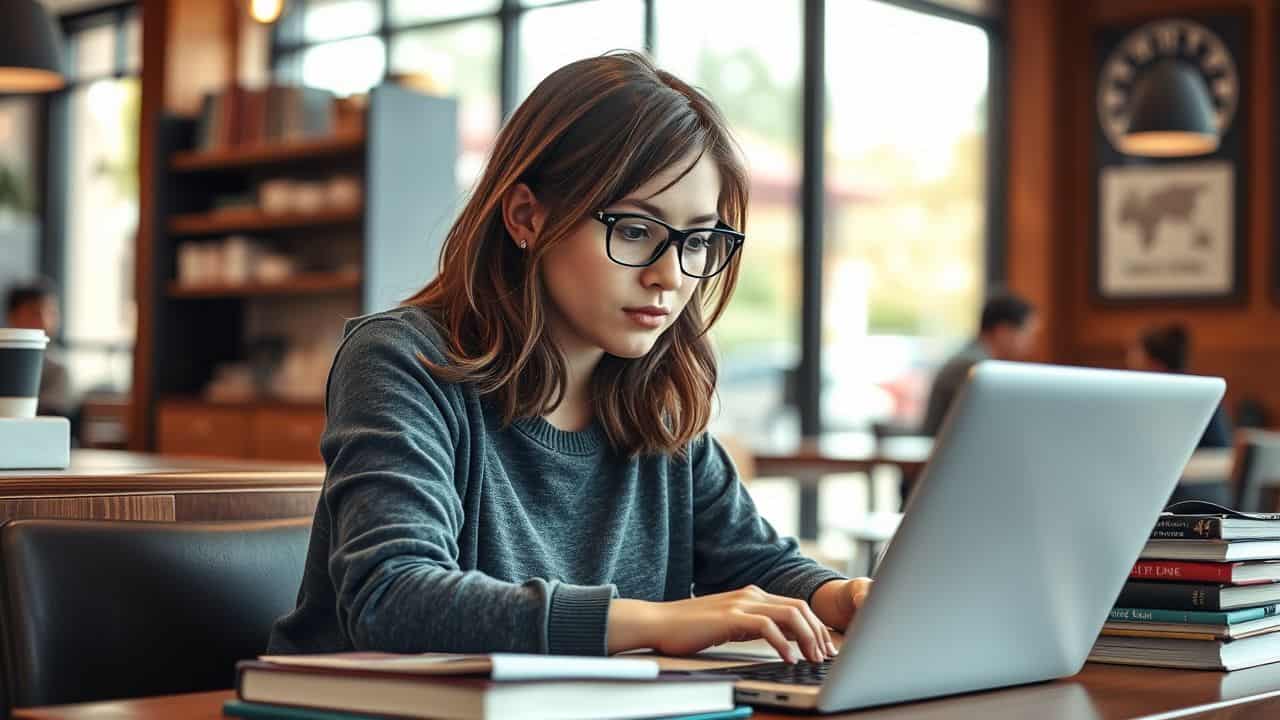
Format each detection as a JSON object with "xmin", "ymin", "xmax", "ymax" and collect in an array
[
  {"xmin": 1127, "ymin": 323, "xmax": 1232, "ymax": 449},
  {"xmin": 920, "ymin": 292, "xmax": 1039, "ymax": 437}
]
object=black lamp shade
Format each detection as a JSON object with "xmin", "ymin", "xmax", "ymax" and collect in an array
[
  {"xmin": 1121, "ymin": 59, "xmax": 1219, "ymax": 157},
  {"xmin": 0, "ymin": 0, "xmax": 67, "ymax": 94}
]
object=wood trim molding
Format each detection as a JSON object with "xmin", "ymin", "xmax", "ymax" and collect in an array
[
  {"xmin": 128, "ymin": 0, "xmax": 168, "ymax": 451},
  {"xmin": 0, "ymin": 495, "xmax": 175, "ymax": 522}
]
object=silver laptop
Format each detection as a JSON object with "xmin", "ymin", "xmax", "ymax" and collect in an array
[{"xmin": 727, "ymin": 361, "xmax": 1225, "ymax": 713}]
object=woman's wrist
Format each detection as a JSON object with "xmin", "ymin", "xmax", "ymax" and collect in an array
[
  {"xmin": 809, "ymin": 578, "xmax": 853, "ymax": 630},
  {"xmin": 606, "ymin": 598, "xmax": 661, "ymax": 654}
]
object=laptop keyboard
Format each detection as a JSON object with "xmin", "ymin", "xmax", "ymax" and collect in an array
[{"xmin": 710, "ymin": 659, "xmax": 835, "ymax": 686}]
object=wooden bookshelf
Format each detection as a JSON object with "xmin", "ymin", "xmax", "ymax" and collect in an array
[
  {"xmin": 139, "ymin": 86, "xmax": 457, "ymax": 457},
  {"xmin": 167, "ymin": 271, "xmax": 360, "ymax": 298},
  {"xmin": 169, "ymin": 131, "xmax": 366, "ymax": 172},
  {"xmin": 168, "ymin": 206, "xmax": 363, "ymax": 236}
]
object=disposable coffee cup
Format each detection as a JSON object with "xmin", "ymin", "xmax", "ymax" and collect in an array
[{"xmin": 0, "ymin": 328, "xmax": 49, "ymax": 418}]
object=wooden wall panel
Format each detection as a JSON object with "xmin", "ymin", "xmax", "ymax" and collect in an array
[
  {"xmin": 164, "ymin": 0, "xmax": 233, "ymax": 115},
  {"xmin": 1006, "ymin": 0, "xmax": 1065, "ymax": 362}
]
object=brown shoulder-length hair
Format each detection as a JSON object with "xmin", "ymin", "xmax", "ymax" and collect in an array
[{"xmin": 406, "ymin": 51, "xmax": 747, "ymax": 457}]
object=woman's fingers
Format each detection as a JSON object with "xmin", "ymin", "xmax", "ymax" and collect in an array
[
  {"xmin": 735, "ymin": 613, "xmax": 797, "ymax": 664},
  {"xmin": 739, "ymin": 602, "xmax": 824, "ymax": 663},
  {"xmin": 760, "ymin": 591, "xmax": 835, "ymax": 658}
]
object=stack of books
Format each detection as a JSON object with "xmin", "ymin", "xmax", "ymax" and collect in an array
[
  {"xmin": 1090, "ymin": 502, "xmax": 1280, "ymax": 670},
  {"xmin": 224, "ymin": 652, "xmax": 750, "ymax": 720}
]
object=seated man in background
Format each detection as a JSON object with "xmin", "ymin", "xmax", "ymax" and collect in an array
[
  {"xmin": 1127, "ymin": 322, "xmax": 1232, "ymax": 448},
  {"xmin": 921, "ymin": 292, "xmax": 1039, "ymax": 437},
  {"xmin": 5, "ymin": 279, "xmax": 74, "ymax": 423}
]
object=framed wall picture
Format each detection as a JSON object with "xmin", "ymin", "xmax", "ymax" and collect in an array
[{"xmin": 1093, "ymin": 14, "xmax": 1248, "ymax": 303}]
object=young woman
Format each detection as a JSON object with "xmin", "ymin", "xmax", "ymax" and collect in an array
[{"xmin": 268, "ymin": 52, "xmax": 871, "ymax": 665}]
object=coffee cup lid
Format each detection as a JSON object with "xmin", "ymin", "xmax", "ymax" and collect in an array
[{"xmin": 0, "ymin": 328, "xmax": 49, "ymax": 346}]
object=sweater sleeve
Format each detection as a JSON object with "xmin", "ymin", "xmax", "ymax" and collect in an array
[
  {"xmin": 689, "ymin": 433, "xmax": 845, "ymax": 602},
  {"xmin": 321, "ymin": 317, "xmax": 615, "ymax": 655}
]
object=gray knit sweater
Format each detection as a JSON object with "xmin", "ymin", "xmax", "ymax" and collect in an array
[{"xmin": 266, "ymin": 306, "xmax": 843, "ymax": 656}]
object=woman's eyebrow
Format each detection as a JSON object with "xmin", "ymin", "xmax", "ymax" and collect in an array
[{"xmin": 613, "ymin": 198, "xmax": 719, "ymax": 226}]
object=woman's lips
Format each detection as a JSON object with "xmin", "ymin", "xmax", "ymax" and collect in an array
[{"xmin": 623, "ymin": 307, "xmax": 669, "ymax": 329}]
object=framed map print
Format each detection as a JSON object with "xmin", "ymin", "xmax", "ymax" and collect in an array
[{"xmin": 1099, "ymin": 161, "xmax": 1234, "ymax": 298}]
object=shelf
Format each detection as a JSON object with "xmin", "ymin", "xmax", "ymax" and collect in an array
[
  {"xmin": 167, "ymin": 271, "xmax": 360, "ymax": 298},
  {"xmin": 170, "ymin": 131, "xmax": 365, "ymax": 172},
  {"xmin": 169, "ymin": 206, "xmax": 362, "ymax": 236}
]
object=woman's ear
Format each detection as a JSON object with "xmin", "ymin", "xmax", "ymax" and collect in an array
[{"xmin": 501, "ymin": 183, "xmax": 547, "ymax": 250}]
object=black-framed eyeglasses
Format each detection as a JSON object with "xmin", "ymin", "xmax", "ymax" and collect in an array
[{"xmin": 593, "ymin": 211, "xmax": 745, "ymax": 279}]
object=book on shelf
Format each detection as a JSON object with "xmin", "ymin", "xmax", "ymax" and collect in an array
[
  {"xmin": 1130, "ymin": 560, "xmax": 1280, "ymax": 585},
  {"xmin": 1089, "ymin": 630, "xmax": 1280, "ymax": 671},
  {"xmin": 196, "ymin": 85, "xmax": 337, "ymax": 151},
  {"xmin": 1115, "ymin": 580, "xmax": 1280, "ymax": 612},
  {"xmin": 237, "ymin": 653, "xmax": 736, "ymax": 720}
]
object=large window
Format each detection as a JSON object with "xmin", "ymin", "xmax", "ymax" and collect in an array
[
  {"xmin": 823, "ymin": 1, "xmax": 991, "ymax": 432},
  {"xmin": 0, "ymin": 99, "xmax": 41, "ymax": 293},
  {"xmin": 518, "ymin": 0, "xmax": 645, "ymax": 101},
  {"xmin": 57, "ymin": 8, "xmax": 141, "ymax": 399},
  {"xmin": 654, "ymin": 0, "xmax": 805, "ymax": 444},
  {"xmin": 389, "ymin": 20, "xmax": 501, "ymax": 188},
  {"xmin": 273, "ymin": 1, "xmax": 648, "ymax": 194},
  {"xmin": 275, "ymin": 0, "xmax": 1001, "ymax": 453}
]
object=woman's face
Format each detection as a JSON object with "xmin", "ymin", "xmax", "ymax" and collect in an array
[{"xmin": 541, "ymin": 151, "xmax": 722, "ymax": 360}]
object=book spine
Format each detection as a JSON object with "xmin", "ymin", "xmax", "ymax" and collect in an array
[
  {"xmin": 1108, "ymin": 605, "xmax": 1273, "ymax": 625},
  {"xmin": 1151, "ymin": 517, "xmax": 1224, "ymax": 539},
  {"xmin": 1115, "ymin": 582, "xmax": 1223, "ymax": 611},
  {"xmin": 1100, "ymin": 628, "xmax": 1220, "ymax": 641},
  {"xmin": 1130, "ymin": 560, "xmax": 1233, "ymax": 583}
]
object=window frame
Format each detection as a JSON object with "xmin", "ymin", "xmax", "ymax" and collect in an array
[{"xmin": 40, "ymin": 2, "xmax": 141, "ymax": 363}]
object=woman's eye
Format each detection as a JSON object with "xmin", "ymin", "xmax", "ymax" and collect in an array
[
  {"xmin": 685, "ymin": 233, "xmax": 710, "ymax": 252},
  {"xmin": 619, "ymin": 225, "xmax": 650, "ymax": 240}
]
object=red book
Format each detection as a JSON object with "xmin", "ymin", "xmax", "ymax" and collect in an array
[{"xmin": 1130, "ymin": 560, "xmax": 1280, "ymax": 585}]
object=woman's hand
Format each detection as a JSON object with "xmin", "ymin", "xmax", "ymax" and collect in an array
[
  {"xmin": 607, "ymin": 586, "xmax": 837, "ymax": 663},
  {"xmin": 809, "ymin": 577, "xmax": 873, "ymax": 633}
]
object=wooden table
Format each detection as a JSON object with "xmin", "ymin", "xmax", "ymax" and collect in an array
[
  {"xmin": 0, "ymin": 449, "xmax": 325, "ymax": 522},
  {"xmin": 752, "ymin": 434, "xmax": 931, "ymax": 539},
  {"xmin": 752, "ymin": 434, "xmax": 932, "ymax": 478},
  {"xmin": 14, "ymin": 661, "xmax": 1280, "ymax": 719}
]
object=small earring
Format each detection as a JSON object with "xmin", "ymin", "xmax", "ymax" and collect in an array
[{"xmin": 518, "ymin": 241, "xmax": 527, "ymax": 249}]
